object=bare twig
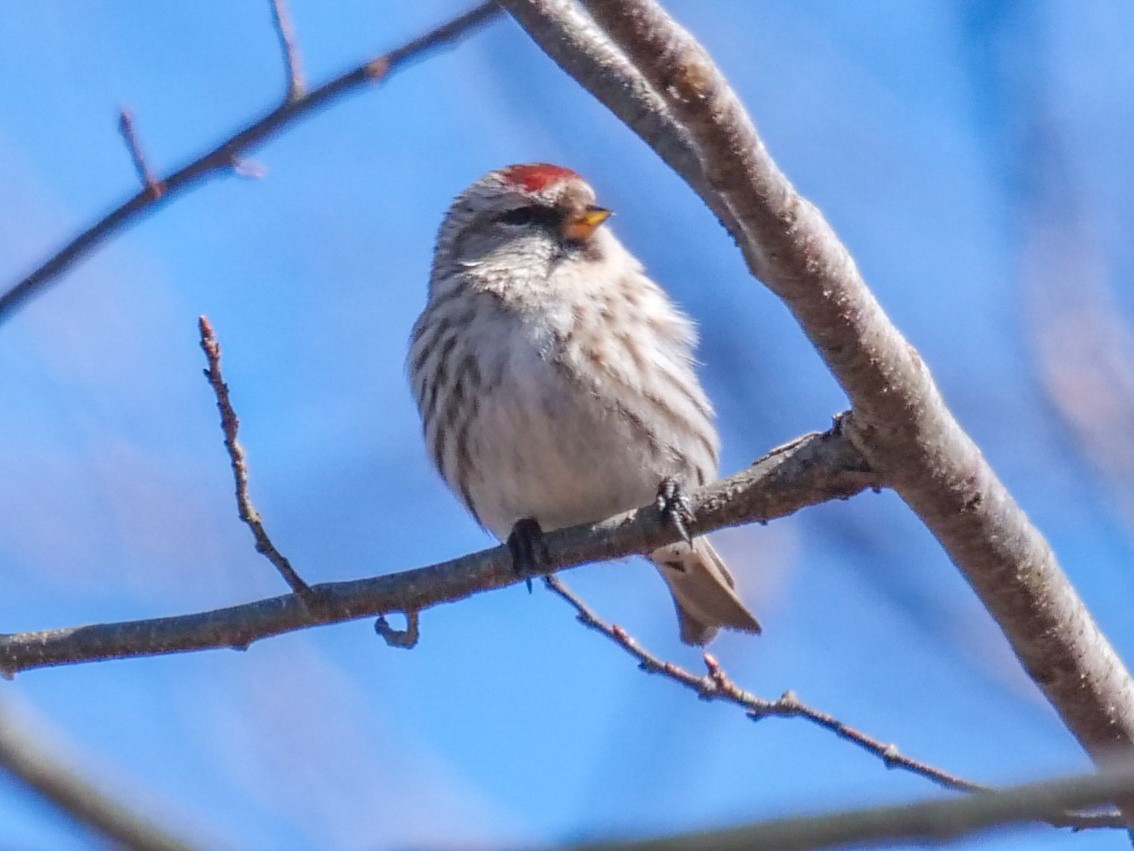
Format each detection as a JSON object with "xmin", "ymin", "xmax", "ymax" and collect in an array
[
  {"xmin": 0, "ymin": 1, "xmax": 501, "ymax": 324},
  {"xmin": 375, "ymin": 611, "xmax": 420, "ymax": 649},
  {"xmin": 0, "ymin": 424, "xmax": 876, "ymax": 675},
  {"xmin": 117, "ymin": 108, "xmax": 162, "ymax": 198},
  {"xmin": 545, "ymin": 576, "xmax": 1123, "ymax": 832},
  {"xmin": 198, "ymin": 315, "xmax": 312, "ymax": 599},
  {"xmin": 0, "ymin": 705, "xmax": 201, "ymax": 850},
  {"xmin": 269, "ymin": 0, "xmax": 305, "ymax": 101},
  {"xmin": 574, "ymin": 766, "xmax": 1134, "ymax": 851},
  {"xmin": 545, "ymin": 576, "xmax": 981, "ymax": 793},
  {"xmin": 503, "ymin": 0, "xmax": 1134, "ymax": 821}
]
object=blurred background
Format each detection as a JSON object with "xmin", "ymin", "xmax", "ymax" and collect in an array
[{"xmin": 1, "ymin": 1, "xmax": 1132, "ymax": 848}]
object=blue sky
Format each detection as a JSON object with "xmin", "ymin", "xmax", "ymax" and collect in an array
[{"xmin": 1, "ymin": 1, "xmax": 1132, "ymax": 848}]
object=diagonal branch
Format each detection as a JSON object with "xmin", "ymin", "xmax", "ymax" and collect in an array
[
  {"xmin": 500, "ymin": 0, "xmax": 1134, "ymax": 819},
  {"xmin": 0, "ymin": 423, "xmax": 876, "ymax": 675},
  {"xmin": 0, "ymin": 1, "xmax": 501, "ymax": 324},
  {"xmin": 545, "ymin": 575, "xmax": 1123, "ymax": 831}
]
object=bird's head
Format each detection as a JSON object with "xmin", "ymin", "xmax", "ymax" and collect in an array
[{"xmin": 433, "ymin": 163, "xmax": 614, "ymax": 276}]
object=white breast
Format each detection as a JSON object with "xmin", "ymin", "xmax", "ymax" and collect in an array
[
  {"xmin": 454, "ymin": 310, "xmax": 665, "ymax": 538},
  {"xmin": 413, "ymin": 232, "xmax": 718, "ymax": 541}
]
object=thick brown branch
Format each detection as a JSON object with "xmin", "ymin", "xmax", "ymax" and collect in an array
[
  {"xmin": 503, "ymin": 0, "xmax": 1134, "ymax": 818},
  {"xmin": 0, "ymin": 2, "xmax": 501, "ymax": 324},
  {"xmin": 0, "ymin": 705, "xmax": 200, "ymax": 850},
  {"xmin": 198, "ymin": 316, "xmax": 311, "ymax": 598},
  {"xmin": 546, "ymin": 576, "xmax": 1122, "ymax": 831},
  {"xmin": 0, "ymin": 425, "xmax": 875, "ymax": 675},
  {"xmin": 575, "ymin": 766, "xmax": 1134, "ymax": 851}
]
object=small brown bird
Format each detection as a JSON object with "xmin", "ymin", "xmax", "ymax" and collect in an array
[{"xmin": 408, "ymin": 164, "xmax": 760, "ymax": 644}]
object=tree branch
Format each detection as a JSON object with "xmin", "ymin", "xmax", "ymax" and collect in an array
[
  {"xmin": 547, "ymin": 574, "xmax": 985, "ymax": 794},
  {"xmin": 0, "ymin": 423, "xmax": 875, "ymax": 675},
  {"xmin": 0, "ymin": 1, "xmax": 502, "ymax": 324},
  {"xmin": 546, "ymin": 575, "xmax": 1123, "ymax": 831},
  {"xmin": 500, "ymin": 0, "xmax": 1134, "ymax": 818},
  {"xmin": 0, "ymin": 705, "xmax": 200, "ymax": 850},
  {"xmin": 575, "ymin": 766, "xmax": 1134, "ymax": 851}
]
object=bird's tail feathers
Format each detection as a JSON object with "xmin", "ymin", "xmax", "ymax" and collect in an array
[{"xmin": 651, "ymin": 538, "xmax": 761, "ymax": 646}]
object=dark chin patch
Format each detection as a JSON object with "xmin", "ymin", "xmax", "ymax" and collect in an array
[{"xmin": 552, "ymin": 237, "xmax": 601, "ymax": 267}]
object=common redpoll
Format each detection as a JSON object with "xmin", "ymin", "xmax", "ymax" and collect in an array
[{"xmin": 408, "ymin": 164, "xmax": 760, "ymax": 645}]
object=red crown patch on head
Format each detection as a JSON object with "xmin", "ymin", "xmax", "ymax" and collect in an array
[{"xmin": 499, "ymin": 163, "xmax": 580, "ymax": 193}]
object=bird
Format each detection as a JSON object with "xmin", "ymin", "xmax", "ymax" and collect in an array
[{"xmin": 408, "ymin": 163, "xmax": 760, "ymax": 645}]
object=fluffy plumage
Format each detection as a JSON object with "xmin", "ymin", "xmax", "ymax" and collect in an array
[{"xmin": 408, "ymin": 164, "xmax": 760, "ymax": 645}]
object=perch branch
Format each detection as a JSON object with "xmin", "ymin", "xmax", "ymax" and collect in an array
[
  {"xmin": 0, "ymin": 1, "xmax": 501, "ymax": 324},
  {"xmin": 500, "ymin": 0, "xmax": 1134, "ymax": 819},
  {"xmin": 0, "ymin": 423, "xmax": 876, "ymax": 675}
]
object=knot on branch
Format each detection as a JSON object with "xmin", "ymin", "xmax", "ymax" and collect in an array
[{"xmin": 376, "ymin": 611, "xmax": 420, "ymax": 649}]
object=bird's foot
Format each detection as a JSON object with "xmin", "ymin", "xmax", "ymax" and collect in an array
[
  {"xmin": 656, "ymin": 478, "xmax": 695, "ymax": 545},
  {"xmin": 507, "ymin": 517, "xmax": 550, "ymax": 594}
]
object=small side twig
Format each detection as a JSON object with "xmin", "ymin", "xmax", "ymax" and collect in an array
[
  {"xmin": 197, "ymin": 315, "xmax": 313, "ymax": 600},
  {"xmin": 116, "ymin": 108, "xmax": 162, "ymax": 198},
  {"xmin": 543, "ymin": 575, "xmax": 1123, "ymax": 831},
  {"xmin": 375, "ymin": 611, "xmax": 420, "ymax": 649},
  {"xmin": 269, "ymin": 0, "xmax": 305, "ymax": 101}
]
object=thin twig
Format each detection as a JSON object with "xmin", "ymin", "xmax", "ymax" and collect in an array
[
  {"xmin": 375, "ymin": 611, "xmax": 420, "ymax": 649},
  {"xmin": 544, "ymin": 576, "xmax": 979, "ymax": 792},
  {"xmin": 197, "ymin": 315, "xmax": 312, "ymax": 599},
  {"xmin": 269, "ymin": 0, "xmax": 305, "ymax": 101},
  {"xmin": 0, "ymin": 425, "xmax": 876, "ymax": 675},
  {"xmin": 0, "ymin": 1, "xmax": 501, "ymax": 324},
  {"xmin": 544, "ymin": 575, "xmax": 1123, "ymax": 831},
  {"xmin": 116, "ymin": 108, "xmax": 162, "ymax": 198}
]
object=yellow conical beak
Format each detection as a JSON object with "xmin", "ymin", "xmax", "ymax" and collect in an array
[{"xmin": 561, "ymin": 205, "xmax": 612, "ymax": 242}]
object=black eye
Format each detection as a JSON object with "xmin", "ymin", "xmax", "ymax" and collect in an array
[{"xmin": 497, "ymin": 206, "xmax": 559, "ymax": 228}]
